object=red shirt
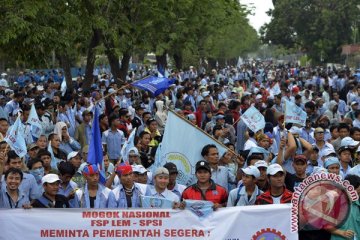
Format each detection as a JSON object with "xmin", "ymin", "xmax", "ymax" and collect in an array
[
  {"xmin": 255, "ymin": 187, "xmax": 293, "ymax": 205},
  {"xmin": 181, "ymin": 181, "xmax": 228, "ymax": 205}
]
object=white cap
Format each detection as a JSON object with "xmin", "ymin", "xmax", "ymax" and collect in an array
[
  {"xmin": 254, "ymin": 160, "xmax": 268, "ymax": 169},
  {"xmin": 108, "ymin": 88, "xmax": 116, "ymax": 94},
  {"xmin": 37, "ymin": 85, "xmax": 44, "ymax": 91},
  {"xmin": 42, "ymin": 174, "xmax": 60, "ymax": 185},
  {"xmin": 67, "ymin": 151, "xmax": 79, "ymax": 161},
  {"xmin": 340, "ymin": 137, "xmax": 359, "ymax": 148},
  {"xmin": 321, "ymin": 148, "xmax": 336, "ymax": 157},
  {"xmin": 132, "ymin": 165, "xmax": 147, "ymax": 174},
  {"xmin": 289, "ymin": 126, "xmax": 301, "ymax": 135},
  {"xmin": 128, "ymin": 147, "xmax": 139, "ymax": 156},
  {"xmin": 242, "ymin": 166, "xmax": 260, "ymax": 178},
  {"xmin": 266, "ymin": 164, "xmax": 284, "ymax": 175},
  {"xmin": 202, "ymin": 91, "xmax": 210, "ymax": 97}
]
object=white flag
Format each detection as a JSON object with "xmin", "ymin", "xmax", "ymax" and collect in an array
[
  {"xmin": 151, "ymin": 111, "xmax": 227, "ymax": 185},
  {"xmin": 241, "ymin": 106, "xmax": 265, "ymax": 133},
  {"xmin": 26, "ymin": 104, "xmax": 43, "ymax": 141}
]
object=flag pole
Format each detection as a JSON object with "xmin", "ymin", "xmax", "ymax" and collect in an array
[{"xmin": 167, "ymin": 108, "xmax": 238, "ymax": 156}]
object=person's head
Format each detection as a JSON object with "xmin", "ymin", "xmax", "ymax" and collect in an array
[
  {"xmin": 0, "ymin": 118, "xmax": 9, "ymax": 135},
  {"xmin": 201, "ymin": 144, "xmax": 219, "ymax": 165},
  {"xmin": 256, "ymin": 133, "xmax": 271, "ymax": 149},
  {"xmin": 36, "ymin": 135, "xmax": 48, "ymax": 149},
  {"xmin": 82, "ymin": 145, "xmax": 89, "ymax": 162},
  {"xmin": 293, "ymin": 155, "xmax": 308, "ymax": 176},
  {"xmin": 146, "ymin": 118, "xmax": 158, "ymax": 132},
  {"xmin": 338, "ymin": 123, "xmax": 350, "ymax": 139},
  {"xmin": 246, "ymin": 154, "xmax": 263, "ymax": 166},
  {"xmin": 67, "ymin": 151, "xmax": 82, "ymax": 169},
  {"xmin": 350, "ymin": 127, "xmax": 360, "ymax": 141},
  {"xmin": 212, "ymin": 125, "xmax": 224, "ymax": 138},
  {"xmin": 82, "ymin": 164, "xmax": 100, "ymax": 187},
  {"xmin": 21, "ymin": 105, "xmax": 30, "ymax": 122},
  {"xmin": 338, "ymin": 146, "xmax": 352, "ymax": 164},
  {"xmin": 7, "ymin": 150, "xmax": 22, "ymax": 169},
  {"xmin": 314, "ymin": 127, "xmax": 325, "ymax": 142},
  {"xmin": 49, "ymin": 133, "xmax": 60, "ymax": 149},
  {"xmin": 142, "ymin": 112, "xmax": 152, "ymax": 123},
  {"xmin": 195, "ymin": 160, "xmax": 211, "ymax": 184},
  {"xmin": 163, "ymin": 162, "xmax": 178, "ymax": 186},
  {"xmin": 5, "ymin": 168, "xmax": 23, "ymax": 191},
  {"xmin": 58, "ymin": 161, "xmax": 76, "ymax": 185},
  {"xmin": 330, "ymin": 125, "xmax": 339, "ymax": 140},
  {"xmin": 332, "ymin": 92, "xmax": 339, "ymax": 101},
  {"xmin": 241, "ymin": 166, "xmax": 260, "ymax": 187},
  {"xmin": 254, "ymin": 160, "xmax": 268, "ymax": 182},
  {"xmin": 153, "ymin": 167, "xmax": 169, "ymax": 191},
  {"xmin": 82, "ymin": 110, "xmax": 93, "ymax": 123},
  {"xmin": 139, "ymin": 131, "xmax": 151, "ymax": 147},
  {"xmin": 199, "ymin": 100, "xmax": 207, "ymax": 111},
  {"xmin": 27, "ymin": 143, "xmax": 39, "ymax": 158},
  {"xmin": 42, "ymin": 174, "xmax": 60, "ymax": 197},
  {"xmin": 324, "ymin": 157, "xmax": 341, "ymax": 175},
  {"xmin": 344, "ymin": 175, "xmax": 360, "ymax": 195},
  {"xmin": 128, "ymin": 148, "xmax": 140, "ymax": 165},
  {"xmin": 108, "ymin": 115, "xmax": 120, "ymax": 128},
  {"xmin": 266, "ymin": 164, "xmax": 285, "ymax": 188},
  {"xmin": 132, "ymin": 165, "xmax": 148, "ymax": 184},
  {"xmin": 119, "ymin": 109, "xmax": 130, "ymax": 122},
  {"xmin": 116, "ymin": 164, "xmax": 134, "ymax": 188}
]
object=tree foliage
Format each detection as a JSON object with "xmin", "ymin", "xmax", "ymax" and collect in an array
[{"xmin": 261, "ymin": 0, "xmax": 359, "ymax": 63}]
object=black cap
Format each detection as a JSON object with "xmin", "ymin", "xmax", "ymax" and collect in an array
[
  {"xmin": 163, "ymin": 162, "xmax": 178, "ymax": 174},
  {"xmin": 312, "ymin": 145, "xmax": 319, "ymax": 152},
  {"xmin": 195, "ymin": 160, "xmax": 211, "ymax": 173}
]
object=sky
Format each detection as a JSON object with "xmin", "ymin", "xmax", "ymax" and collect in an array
[{"xmin": 240, "ymin": 0, "xmax": 274, "ymax": 33}]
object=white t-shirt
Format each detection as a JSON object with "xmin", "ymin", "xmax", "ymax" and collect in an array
[{"xmin": 272, "ymin": 195, "xmax": 282, "ymax": 204}]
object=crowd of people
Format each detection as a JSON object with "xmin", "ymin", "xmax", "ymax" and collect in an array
[{"xmin": 0, "ymin": 63, "xmax": 360, "ymax": 239}]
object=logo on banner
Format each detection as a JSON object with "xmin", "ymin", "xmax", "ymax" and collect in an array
[
  {"xmin": 164, "ymin": 152, "xmax": 193, "ymax": 185},
  {"xmin": 251, "ymin": 228, "xmax": 286, "ymax": 240},
  {"xmin": 291, "ymin": 173, "xmax": 359, "ymax": 232}
]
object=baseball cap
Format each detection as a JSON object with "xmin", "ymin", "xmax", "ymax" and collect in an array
[
  {"xmin": 67, "ymin": 151, "xmax": 79, "ymax": 161},
  {"xmin": 154, "ymin": 167, "xmax": 169, "ymax": 177},
  {"xmin": 242, "ymin": 166, "xmax": 260, "ymax": 178},
  {"xmin": 163, "ymin": 162, "xmax": 178, "ymax": 174},
  {"xmin": 294, "ymin": 154, "xmax": 307, "ymax": 164},
  {"xmin": 340, "ymin": 137, "xmax": 359, "ymax": 148},
  {"xmin": 132, "ymin": 165, "xmax": 148, "ymax": 174},
  {"xmin": 128, "ymin": 147, "xmax": 139, "ymax": 157},
  {"xmin": 321, "ymin": 148, "xmax": 336, "ymax": 157},
  {"xmin": 351, "ymin": 101, "xmax": 358, "ymax": 106},
  {"xmin": 266, "ymin": 164, "xmax": 284, "ymax": 175},
  {"xmin": 83, "ymin": 164, "xmax": 100, "ymax": 175},
  {"xmin": 324, "ymin": 157, "xmax": 341, "ymax": 169},
  {"xmin": 314, "ymin": 127, "xmax": 324, "ymax": 134},
  {"xmin": 116, "ymin": 164, "xmax": 133, "ymax": 175},
  {"xmin": 338, "ymin": 146, "xmax": 353, "ymax": 154},
  {"xmin": 27, "ymin": 143, "xmax": 39, "ymax": 151},
  {"xmin": 42, "ymin": 174, "xmax": 60, "ymax": 185},
  {"xmin": 195, "ymin": 160, "xmax": 211, "ymax": 173},
  {"xmin": 254, "ymin": 160, "xmax": 268, "ymax": 169}
]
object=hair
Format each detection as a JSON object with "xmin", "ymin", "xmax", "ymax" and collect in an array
[
  {"xmin": 246, "ymin": 154, "xmax": 264, "ymax": 166},
  {"xmin": 48, "ymin": 133, "xmax": 57, "ymax": 141},
  {"xmin": 7, "ymin": 150, "xmax": 20, "ymax": 163},
  {"xmin": 304, "ymin": 101, "xmax": 315, "ymax": 111},
  {"xmin": 27, "ymin": 158, "xmax": 44, "ymax": 170},
  {"xmin": 330, "ymin": 125, "xmax": 338, "ymax": 133},
  {"xmin": 4, "ymin": 168, "xmax": 23, "ymax": 181},
  {"xmin": 337, "ymin": 123, "xmax": 350, "ymax": 132},
  {"xmin": 99, "ymin": 113, "xmax": 107, "ymax": 121},
  {"xmin": 139, "ymin": 131, "xmax": 150, "ymax": 139},
  {"xmin": 142, "ymin": 111, "xmax": 151, "ymax": 118},
  {"xmin": 37, "ymin": 149, "xmax": 52, "ymax": 158},
  {"xmin": 0, "ymin": 118, "xmax": 8, "ymax": 123},
  {"xmin": 350, "ymin": 127, "xmax": 360, "ymax": 136},
  {"xmin": 108, "ymin": 115, "xmax": 118, "ymax": 126},
  {"xmin": 212, "ymin": 125, "xmax": 223, "ymax": 135},
  {"xmin": 58, "ymin": 161, "xmax": 76, "ymax": 176},
  {"xmin": 201, "ymin": 144, "xmax": 217, "ymax": 157},
  {"xmin": 344, "ymin": 174, "xmax": 360, "ymax": 190}
]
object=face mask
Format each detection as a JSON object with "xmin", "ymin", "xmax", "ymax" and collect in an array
[{"xmin": 29, "ymin": 167, "xmax": 44, "ymax": 184}]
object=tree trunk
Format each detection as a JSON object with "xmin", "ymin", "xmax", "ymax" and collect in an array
[
  {"xmin": 173, "ymin": 52, "xmax": 183, "ymax": 70},
  {"xmin": 83, "ymin": 29, "xmax": 101, "ymax": 92},
  {"xmin": 208, "ymin": 58, "xmax": 217, "ymax": 70},
  {"xmin": 58, "ymin": 54, "xmax": 73, "ymax": 92},
  {"xmin": 103, "ymin": 37, "xmax": 123, "ymax": 85},
  {"xmin": 156, "ymin": 52, "xmax": 167, "ymax": 73},
  {"xmin": 118, "ymin": 50, "xmax": 131, "ymax": 86}
]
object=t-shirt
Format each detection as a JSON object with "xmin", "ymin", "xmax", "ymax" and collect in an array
[
  {"xmin": 271, "ymin": 195, "xmax": 281, "ymax": 204},
  {"xmin": 285, "ymin": 173, "xmax": 306, "ymax": 192}
]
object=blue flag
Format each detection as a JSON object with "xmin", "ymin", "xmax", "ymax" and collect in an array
[
  {"xmin": 87, "ymin": 108, "xmax": 106, "ymax": 184},
  {"xmin": 4, "ymin": 116, "xmax": 27, "ymax": 158},
  {"xmin": 131, "ymin": 76, "xmax": 174, "ymax": 97},
  {"xmin": 241, "ymin": 106, "xmax": 265, "ymax": 133},
  {"xmin": 284, "ymin": 99, "xmax": 307, "ymax": 126},
  {"xmin": 184, "ymin": 200, "xmax": 214, "ymax": 219},
  {"xmin": 140, "ymin": 195, "xmax": 174, "ymax": 209}
]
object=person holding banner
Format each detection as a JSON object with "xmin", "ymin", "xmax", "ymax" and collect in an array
[
  {"xmin": 72, "ymin": 164, "xmax": 111, "ymax": 208},
  {"xmin": 32, "ymin": 174, "xmax": 69, "ymax": 208},
  {"xmin": 107, "ymin": 164, "xmax": 143, "ymax": 208},
  {"xmin": 182, "ymin": 160, "xmax": 228, "ymax": 209}
]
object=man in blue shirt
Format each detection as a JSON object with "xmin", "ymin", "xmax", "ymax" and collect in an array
[
  {"xmin": 2, "ymin": 150, "xmax": 41, "ymax": 200},
  {"xmin": 102, "ymin": 115, "xmax": 126, "ymax": 164}
]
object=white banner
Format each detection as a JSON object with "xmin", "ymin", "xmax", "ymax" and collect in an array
[
  {"xmin": 0, "ymin": 205, "xmax": 298, "ymax": 240},
  {"xmin": 152, "ymin": 111, "xmax": 227, "ymax": 185}
]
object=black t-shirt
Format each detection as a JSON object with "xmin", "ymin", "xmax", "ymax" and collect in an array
[
  {"xmin": 285, "ymin": 173, "xmax": 306, "ymax": 192},
  {"xmin": 89, "ymin": 196, "xmax": 96, "ymax": 208},
  {"xmin": 32, "ymin": 194, "xmax": 69, "ymax": 208}
]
